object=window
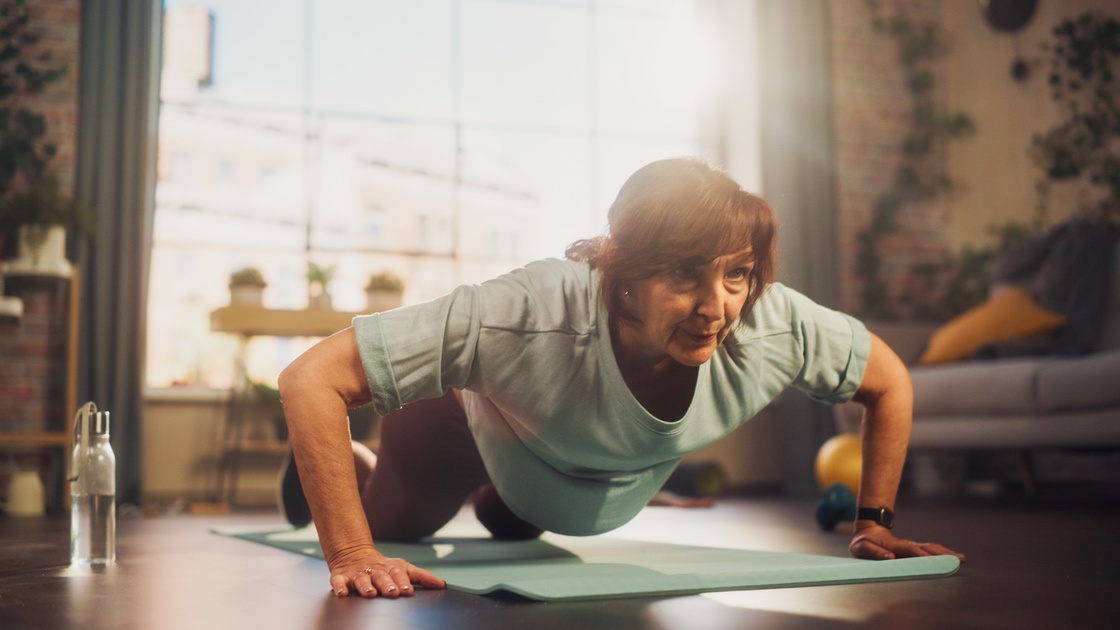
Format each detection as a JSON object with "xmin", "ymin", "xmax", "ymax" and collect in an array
[{"xmin": 150, "ymin": 0, "xmax": 721, "ymax": 389}]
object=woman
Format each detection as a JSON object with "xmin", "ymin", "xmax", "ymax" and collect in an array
[{"xmin": 278, "ymin": 158, "xmax": 965, "ymax": 599}]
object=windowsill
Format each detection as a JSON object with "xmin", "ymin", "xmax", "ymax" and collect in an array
[{"xmin": 144, "ymin": 386, "xmax": 231, "ymax": 403}]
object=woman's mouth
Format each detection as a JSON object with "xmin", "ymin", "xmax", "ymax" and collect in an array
[{"xmin": 684, "ymin": 330, "xmax": 719, "ymax": 344}]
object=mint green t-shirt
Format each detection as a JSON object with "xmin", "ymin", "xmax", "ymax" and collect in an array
[{"xmin": 353, "ymin": 258, "xmax": 870, "ymax": 536}]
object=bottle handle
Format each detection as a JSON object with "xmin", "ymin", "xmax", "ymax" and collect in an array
[{"xmin": 68, "ymin": 402, "xmax": 98, "ymax": 483}]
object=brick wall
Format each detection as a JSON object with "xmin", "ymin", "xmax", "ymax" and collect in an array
[
  {"xmin": 0, "ymin": 0, "xmax": 82, "ymax": 475},
  {"xmin": 0, "ymin": 278, "xmax": 70, "ymax": 434},
  {"xmin": 829, "ymin": 0, "xmax": 951, "ymax": 317}
]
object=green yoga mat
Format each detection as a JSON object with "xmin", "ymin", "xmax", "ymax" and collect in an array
[{"xmin": 214, "ymin": 525, "xmax": 959, "ymax": 601}]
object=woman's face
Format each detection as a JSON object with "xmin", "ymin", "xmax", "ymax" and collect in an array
[{"xmin": 618, "ymin": 246, "xmax": 754, "ymax": 368}]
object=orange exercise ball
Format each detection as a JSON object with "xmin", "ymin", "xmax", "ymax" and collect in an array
[{"xmin": 815, "ymin": 434, "xmax": 862, "ymax": 494}]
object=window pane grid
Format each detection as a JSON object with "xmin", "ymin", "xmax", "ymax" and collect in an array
[{"xmin": 151, "ymin": 0, "xmax": 705, "ymax": 388}]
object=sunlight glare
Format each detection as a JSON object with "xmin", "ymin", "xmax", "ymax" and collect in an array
[{"xmin": 647, "ymin": 9, "xmax": 719, "ymax": 112}]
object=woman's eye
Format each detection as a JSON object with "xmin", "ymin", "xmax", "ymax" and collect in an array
[{"xmin": 728, "ymin": 267, "xmax": 751, "ymax": 280}]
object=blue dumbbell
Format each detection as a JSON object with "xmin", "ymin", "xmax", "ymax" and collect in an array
[{"xmin": 814, "ymin": 482, "xmax": 857, "ymax": 531}]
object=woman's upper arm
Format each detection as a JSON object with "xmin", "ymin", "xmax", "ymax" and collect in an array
[
  {"xmin": 852, "ymin": 333, "xmax": 912, "ymax": 407},
  {"xmin": 279, "ymin": 327, "xmax": 373, "ymax": 409}
]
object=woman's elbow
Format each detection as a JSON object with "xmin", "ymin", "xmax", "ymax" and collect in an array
[
  {"xmin": 278, "ymin": 356, "xmax": 319, "ymax": 407},
  {"xmin": 853, "ymin": 334, "xmax": 912, "ymax": 407}
]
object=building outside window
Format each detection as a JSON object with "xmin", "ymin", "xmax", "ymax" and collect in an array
[{"xmin": 149, "ymin": 0, "xmax": 723, "ymax": 390}]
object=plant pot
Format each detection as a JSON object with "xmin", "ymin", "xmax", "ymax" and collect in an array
[
  {"xmin": 366, "ymin": 289, "xmax": 402, "ymax": 312},
  {"xmin": 309, "ymin": 291, "xmax": 333, "ymax": 310},
  {"xmin": 1, "ymin": 224, "xmax": 72, "ymax": 278},
  {"xmin": 230, "ymin": 284, "xmax": 265, "ymax": 306}
]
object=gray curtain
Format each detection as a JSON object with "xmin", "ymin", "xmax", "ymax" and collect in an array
[
  {"xmin": 758, "ymin": 0, "xmax": 838, "ymax": 305},
  {"xmin": 73, "ymin": 0, "xmax": 162, "ymax": 505},
  {"xmin": 756, "ymin": 0, "xmax": 840, "ymax": 497}
]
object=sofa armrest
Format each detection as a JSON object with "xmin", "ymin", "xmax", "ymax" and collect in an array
[{"xmin": 862, "ymin": 319, "xmax": 941, "ymax": 366}]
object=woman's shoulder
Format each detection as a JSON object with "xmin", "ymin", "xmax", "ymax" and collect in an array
[
  {"xmin": 522, "ymin": 257, "xmax": 593, "ymax": 281},
  {"xmin": 738, "ymin": 283, "xmax": 865, "ymax": 344},
  {"xmin": 737, "ymin": 283, "xmax": 845, "ymax": 337},
  {"xmin": 742, "ymin": 283, "xmax": 796, "ymax": 328},
  {"xmin": 476, "ymin": 258, "xmax": 599, "ymax": 333},
  {"xmin": 488, "ymin": 257, "xmax": 594, "ymax": 297}
]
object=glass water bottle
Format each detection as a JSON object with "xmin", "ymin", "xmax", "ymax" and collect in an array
[{"xmin": 70, "ymin": 403, "xmax": 116, "ymax": 565}]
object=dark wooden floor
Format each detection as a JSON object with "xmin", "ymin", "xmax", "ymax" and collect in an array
[{"xmin": 1, "ymin": 487, "xmax": 1118, "ymax": 630}]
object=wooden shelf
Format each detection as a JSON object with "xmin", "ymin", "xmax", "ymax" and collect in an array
[
  {"xmin": 0, "ymin": 432, "xmax": 70, "ymax": 448},
  {"xmin": 207, "ymin": 304, "xmax": 382, "ymax": 505},
  {"xmin": 210, "ymin": 305, "xmax": 366, "ymax": 338}
]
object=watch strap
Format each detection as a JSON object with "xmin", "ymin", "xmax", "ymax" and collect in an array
[{"xmin": 856, "ymin": 506, "xmax": 894, "ymax": 529}]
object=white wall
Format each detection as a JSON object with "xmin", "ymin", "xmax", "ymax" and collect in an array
[{"xmin": 944, "ymin": 0, "xmax": 1120, "ymax": 249}]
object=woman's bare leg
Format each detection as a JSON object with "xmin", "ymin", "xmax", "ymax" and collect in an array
[
  {"xmin": 351, "ymin": 440, "xmax": 377, "ymax": 489},
  {"xmin": 360, "ymin": 391, "xmax": 491, "ymax": 541}
]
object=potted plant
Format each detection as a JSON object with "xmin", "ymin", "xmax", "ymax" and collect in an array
[
  {"xmin": 0, "ymin": 0, "xmax": 92, "ymax": 278},
  {"xmin": 307, "ymin": 262, "xmax": 335, "ymax": 309},
  {"xmin": 365, "ymin": 271, "xmax": 404, "ymax": 312},
  {"xmin": 228, "ymin": 267, "xmax": 267, "ymax": 306},
  {"xmin": 0, "ymin": 172, "xmax": 94, "ymax": 277}
]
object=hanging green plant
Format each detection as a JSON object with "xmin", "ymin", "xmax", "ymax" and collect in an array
[
  {"xmin": 1030, "ymin": 12, "xmax": 1120, "ymax": 224},
  {"xmin": 856, "ymin": 1, "xmax": 975, "ymax": 320},
  {"xmin": 922, "ymin": 12, "xmax": 1120, "ymax": 321}
]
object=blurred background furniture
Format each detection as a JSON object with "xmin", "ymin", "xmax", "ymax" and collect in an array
[
  {"xmin": 208, "ymin": 305, "xmax": 366, "ymax": 506},
  {"xmin": 836, "ymin": 227, "xmax": 1120, "ymax": 495}
]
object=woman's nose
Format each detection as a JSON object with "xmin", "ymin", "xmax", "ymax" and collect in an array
[{"xmin": 695, "ymin": 282, "xmax": 726, "ymax": 320}]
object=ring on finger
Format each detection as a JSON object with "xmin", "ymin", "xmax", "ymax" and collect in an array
[{"xmin": 363, "ymin": 566, "xmax": 373, "ymax": 574}]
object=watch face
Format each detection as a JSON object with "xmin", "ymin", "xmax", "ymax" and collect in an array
[{"xmin": 880, "ymin": 509, "xmax": 894, "ymax": 528}]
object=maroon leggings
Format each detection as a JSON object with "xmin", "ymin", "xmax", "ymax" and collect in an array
[{"xmin": 361, "ymin": 390, "xmax": 493, "ymax": 541}]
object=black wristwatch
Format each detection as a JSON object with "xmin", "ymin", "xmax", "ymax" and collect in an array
[{"xmin": 856, "ymin": 507, "xmax": 894, "ymax": 529}]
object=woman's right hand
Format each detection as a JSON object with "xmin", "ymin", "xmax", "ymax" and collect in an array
[{"xmin": 328, "ymin": 547, "xmax": 447, "ymax": 598}]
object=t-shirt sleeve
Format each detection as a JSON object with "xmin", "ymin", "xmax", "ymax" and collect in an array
[
  {"xmin": 786, "ymin": 289, "xmax": 871, "ymax": 404},
  {"xmin": 351, "ymin": 284, "xmax": 480, "ymax": 416},
  {"xmin": 350, "ymin": 259, "xmax": 592, "ymax": 416}
]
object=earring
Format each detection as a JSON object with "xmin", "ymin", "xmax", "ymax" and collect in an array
[{"xmin": 623, "ymin": 290, "xmax": 631, "ymax": 298}]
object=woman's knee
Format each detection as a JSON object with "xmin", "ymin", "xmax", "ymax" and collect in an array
[
  {"xmin": 365, "ymin": 503, "xmax": 457, "ymax": 542},
  {"xmin": 471, "ymin": 484, "xmax": 544, "ymax": 541}
]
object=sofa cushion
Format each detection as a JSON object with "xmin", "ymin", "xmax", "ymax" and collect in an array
[
  {"xmin": 911, "ymin": 358, "xmax": 1046, "ymax": 416},
  {"xmin": 1036, "ymin": 349, "xmax": 1120, "ymax": 412},
  {"xmin": 911, "ymin": 351, "xmax": 1120, "ymax": 417},
  {"xmin": 917, "ymin": 287, "xmax": 1066, "ymax": 365}
]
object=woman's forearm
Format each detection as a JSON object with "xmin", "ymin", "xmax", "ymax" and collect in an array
[
  {"xmin": 853, "ymin": 333, "xmax": 914, "ymax": 513},
  {"xmin": 856, "ymin": 385, "xmax": 912, "ymax": 512},
  {"xmin": 278, "ymin": 328, "xmax": 379, "ymax": 569}
]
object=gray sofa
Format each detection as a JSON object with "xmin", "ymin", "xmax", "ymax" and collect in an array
[{"xmin": 835, "ymin": 238, "xmax": 1120, "ymax": 487}]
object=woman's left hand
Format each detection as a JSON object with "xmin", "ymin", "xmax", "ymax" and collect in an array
[{"xmin": 849, "ymin": 522, "xmax": 967, "ymax": 563}]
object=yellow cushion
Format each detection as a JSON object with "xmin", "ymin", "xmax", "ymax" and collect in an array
[{"xmin": 918, "ymin": 287, "xmax": 1067, "ymax": 365}]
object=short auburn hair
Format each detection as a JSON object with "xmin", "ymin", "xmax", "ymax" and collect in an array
[{"xmin": 566, "ymin": 158, "xmax": 777, "ymax": 326}]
